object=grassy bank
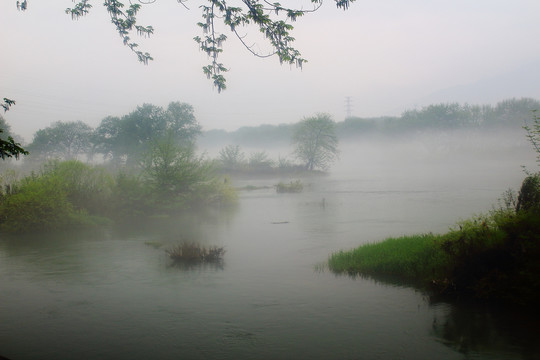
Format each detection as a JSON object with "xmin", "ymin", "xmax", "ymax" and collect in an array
[
  {"xmin": 329, "ymin": 234, "xmax": 449, "ymax": 284},
  {"xmin": 329, "ymin": 175, "xmax": 540, "ymax": 306},
  {"xmin": 0, "ymin": 160, "xmax": 237, "ymax": 233}
]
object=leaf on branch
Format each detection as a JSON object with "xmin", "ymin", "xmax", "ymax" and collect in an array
[
  {"xmin": 20, "ymin": 0, "xmax": 353, "ymax": 92},
  {"xmin": 16, "ymin": 0, "xmax": 27, "ymax": 11},
  {"xmin": 2, "ymin": 98, "xmax": 16, "ymax": 112}
]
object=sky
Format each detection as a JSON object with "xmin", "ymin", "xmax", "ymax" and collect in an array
[{"xmin": 2, "ymin": 0, "xmax": 540, "ymax": 142}]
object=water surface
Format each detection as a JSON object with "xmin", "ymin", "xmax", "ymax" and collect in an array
[{"xmin": 2, "ymin": 133, "xmax": 539, "ymax": 359}]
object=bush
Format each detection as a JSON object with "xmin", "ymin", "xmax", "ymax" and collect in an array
[
  {"xmin": 0, "ymin": 160, "xmax": 114, "ymax": 232},
  {"xmin": 516, "ymin": 173, "xmax": 540, "ymax": 212},
  {"xmin": 106, "ymin": 171, "xmax": 153, "ymax": 219},
  {"xmin": 166, "ymin": 243, "xmax": 225, "ymax": 263},
  {"xmin": 42, "ymin": 160, "xmax": 113, "ymax": 214},
  {"xmin": 187, "ymin": 177, "xmax": 237, "ymax": 207},
  {"xmin": 275, "ymin": 180, "xmax": 303, "ymax": 193},
  {"xmin": 0, "ymin": 176, "xmax": 74, "ymax": 232}
]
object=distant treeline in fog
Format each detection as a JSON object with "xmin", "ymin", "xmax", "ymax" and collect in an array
[{"xmin": 200, "ymin": 98, "xmax": 540, "ymax": 148}]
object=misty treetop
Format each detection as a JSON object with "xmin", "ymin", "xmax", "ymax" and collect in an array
[
  {"xmin": 16, "ymin": 101, "xmax": 201, "ymax": 167},
  {"xmin": 142, "ymin": 132, "xmax": 213, "ymax": 200},
  {"xmin": 292, "ymin": 113, "xmax": 339, "ymax": 171},
  {"xmin": 93, "ymin": 101, "xmax": 201, "ymax": 166},
  {"xmin": 340, "ymin": 98, "xmax": 540, "ymax": 136},
  {"xmin": 28, "ymin": 121, "xmax": 94, "ymax": 161}
]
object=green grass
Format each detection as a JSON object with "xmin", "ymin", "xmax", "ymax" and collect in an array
[
  {"xmin": 329, "ymin": 234, "xmax": 449, "ymax": 283},
  {"xmin": 328, "ymin": 208, "xmax": 540, "ymax": 306}
]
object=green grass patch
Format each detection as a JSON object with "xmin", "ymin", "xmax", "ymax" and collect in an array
[
  {"xmin": 329, "ymin": 234, "xmax": 449, "ymax": 283},
  {"xmin": 328, "ymin": 207, "xmax": 540, "ymax": 306}
]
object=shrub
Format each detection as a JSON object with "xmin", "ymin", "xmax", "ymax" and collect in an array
[
  {"xmin": 188, "ymin": 177, "xmax": 237, "ymax": 207},
  {"xmin": 516, "ymin": 173, "xmax": 540, "ymax": 212},
  {"xmin": 275, "ymin": 180, "xmax": 303, "ymax": 193},
  {"xmin": 42, "ymin": 160, "xmax": 113, "ymax": 214},
  {"xmin": 165, "ymin": 243, "xmax": 225, "ymax": 263},
  {"xmin": 0, "ymin": 160, "xmax": 114, "ymax": 232},
  {"xmin": 0, "ymin": 176, "xmax": 74, "ymax": 232},
  {"xmin": 108, "ymin": 171, "xmax": 152, "ymax": 219}
]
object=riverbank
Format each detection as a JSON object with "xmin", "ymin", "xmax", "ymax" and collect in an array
[{"xmin": 329, "ymin": 176, "xmax": 540, "ymax": 307}]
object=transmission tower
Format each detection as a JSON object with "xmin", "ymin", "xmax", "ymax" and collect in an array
[{"xmin": 345, "ymin": 96, "xmax": 353, "ymax": 118}]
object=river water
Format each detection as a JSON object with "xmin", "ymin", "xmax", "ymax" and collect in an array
[{"xmin": 1, "ymin": 131, "xmax": 539, "ymax": 359}]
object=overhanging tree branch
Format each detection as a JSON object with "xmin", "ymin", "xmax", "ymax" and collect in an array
[{"xmin": 17, "ymin": 0, "xmax": 354, "ymax": 91}]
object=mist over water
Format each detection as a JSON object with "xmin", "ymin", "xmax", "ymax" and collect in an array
[{"xmin": 1, "ymin": 127, "xmax": 538, "ymax": 359}]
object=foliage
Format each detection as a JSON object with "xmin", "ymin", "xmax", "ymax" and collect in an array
[
  {"xmin": 0, "ymin": 152, "xmax": 235, "ymax": 232},
  {"xmin": 496, "ymin": 188, "xmax": 518, "ymax": 212},
  {"xmin": 198, "ymin": 98, "xmax": 540, "ymax": 147},
  {"xmin": 275, "ymin": 180, "xmax": 303, "ymax": 193},
  {"xmin": 328, "ymin": 201, "xmax": 540, "ymax": 306},
  {"xmin": 0, "ymin": 175, "xmax": 75, "ymax": 232},
  {"xmin": 41, "ymin": 160, "xmax": 114, "ymax": 214},
  {"xmin": 0, "ymin": 160, "xmax": 114, "ymax": 232},
  {"xmin": 248, "ymin": 151, "xmax": 274, "ymax": 169},
  {"xmin": 1, "ymin": 98, "xmax": 16, "ymax": 113},
  {"xmin": 0, "ymin": 169, "xmax": 21, "ymax": 196},
  {"xmin": 187, "ymin": 177, "xmax": 238, "ymax": 206},
  {"xmin": 0, "ymin": 115, "xmax": 28, "ymax": 160},
  {"xmin": 218, "ymin": 145, "xmax": 245, "ymax": 170},
  {"xmin": 166, "ymin": 243, "xmax": 225, "ymax": 263},
  {"xmin": 231, "ymin": 124, "xmax": 294, "ymax": 147},
  {"xmin": 108, "ymin": 171, "xmax": 151, "ymax": 219},
  {"xmin": 27, "ymin": 121, "xmax": 93, "ymax": 161},
  {"xmin": 524, "ymin": 110, "xmax": 540, "ymax": 165},
  {"xmin": 337, "ymin": 98, "xmax": 540, "ymax": 137},
  {"xmin": 516, "ymin": 173, "xmax": 540, "ymax": 212},
  {"xmin": 0, "ymin": 129, "xmax": 28, "ymax": 160},
  {"xmin": 141, "ymin": 132, "xmax": 212, "ymax": 202},
  {"xmin": 17, "ymin": 0, "xmax": 354, "ymax": 92},
  {"xmin": 292, "ymin": 113, "xmax": 339, "ymax": 171},
  {"xmin": 94, "ymin": 102, "xmax": 201, "ymax": 166},
  {"xmin": 215, "ymin": 145, "xmax": 309, "ymax": 176}
]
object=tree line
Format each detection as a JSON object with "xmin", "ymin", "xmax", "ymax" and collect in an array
[
  {"xmin": 2, "ymin": 102, "xmax": 340, "ymax": 175},
  {"xmin": 199, "ymin": 98, "xmax": 540, "ymax": 148},
  {"xmin": 15, "ymin": 102, "xmax": 200, "ymax": 165}
]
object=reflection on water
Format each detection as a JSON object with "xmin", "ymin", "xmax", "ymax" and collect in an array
[
  {"xmin": 431, "ymin": 301, "xmax": 540, "ymax": 360},
  {"xmin": 1, "ymin": 166, "xmax": 539, "ymax": 359}
]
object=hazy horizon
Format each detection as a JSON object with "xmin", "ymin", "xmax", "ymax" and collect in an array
[{"xmin": 2, "ymin": 1, "xmax": 540, "ymax": 142}]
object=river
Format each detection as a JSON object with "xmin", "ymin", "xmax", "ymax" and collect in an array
[{"xmin": 1, "ymin": 131, "xmax": 539, "ymax": 359}]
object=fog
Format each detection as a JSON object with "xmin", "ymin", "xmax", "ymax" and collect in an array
[
  {"xmin": 2, "ymin": 1, "xmax": 540, "ymax": 358},
  {"xmin": 2, "ymin": 125, "xmax": 539, "ymax": 359},
  {"xmin": 2, "ymin": 1, "xmax": 540, "ymax": 141},
  {"xmin": 334, "ymin": 128, "xmax": 533, "ymax": 185}
]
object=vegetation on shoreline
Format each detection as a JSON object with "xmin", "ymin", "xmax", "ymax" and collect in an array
[
  {"xmin": 329, "ymin": 234, "xmax": 446, "ymax": 283},
  {"xmin": 329, "ymin": 173, "xmax": 540, "ymax": 306},
  {"xmin": 0, "ymin": 159, "xmax": 236, "ymax": 233}
]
